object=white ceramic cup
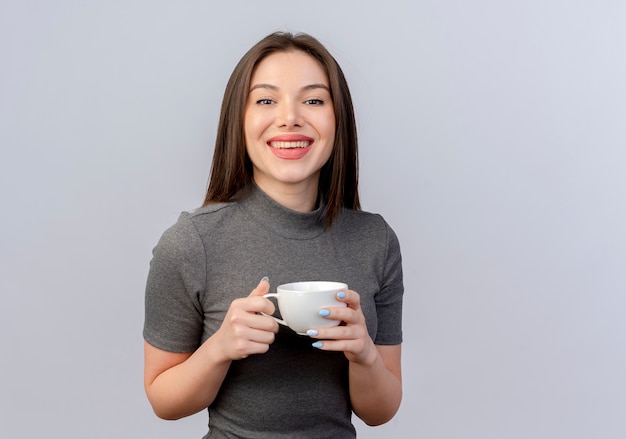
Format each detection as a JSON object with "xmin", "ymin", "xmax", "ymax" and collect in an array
[{"xmin": 263, "ymin": 281, "xmax": 348, "ymax": 335}]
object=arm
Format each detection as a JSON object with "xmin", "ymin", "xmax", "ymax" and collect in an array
[
  {"xmin": 308, "ymin": 290, "xmax": 402, "ymax": 425},
  {"xmin": 144, "ymin": 278, "xmax": 279, "ymax": 420},
  {"xmin": 348, "ymin": 344, "xmax": 402, "ymax": 425},
  {"xmin": 144, "ymin": 338, "xmax": 228, "ymax": 420}
]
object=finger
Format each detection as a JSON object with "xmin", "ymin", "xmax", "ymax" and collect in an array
[
  {"xmin": 248, "ymin": 326, "xmax": 277, "ymax": 344},
  {"xmin": 317, "ymin": 289, "xmax": 354, "ymax": 320},
  {"xmin": 230, "ymin": 295, "xmax": 274, "ymax": 315},
  {"xmin": 335, "ymin": 289, "xmax": 360, "ymax": 308},
  {"xmin": 228, "ymin": 300, "xmax": 278, "ymax": 328},
  {"xmin": 310, "ymin": 339, "xmax": 352, "ymax": 352},
  {"xmin": 306, "ymin": 325, "xmax": 354, "ymax": 340},
  {"xmin": 249, "ymin": 276, "xmax": 270, "ymax": 297},
  {"xmin": 250, "ymin": 313, "xmax": 280, "ymax": 333},
  {"xmin": 246, "ymin": 277, "xmax": 275, "ymax": 315},
  {"xmin": 318, "ymin": 305, "xmax": 356, "ymax": 324},
  {"xmin": 232, "ymin": 323, "xmax": 277, "ymax": 344},
  {"xmin": 231, "ymin": 337, "xmax": 274, "ymax": 359},
  {"xmin": 309, "ymin": 327, "xmax": 374, "ymax": 363},
  {"xmin": 310, "ymin": 338, "xmax": 372, "ymax": 364}
]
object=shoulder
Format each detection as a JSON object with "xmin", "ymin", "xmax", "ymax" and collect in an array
[
  {"xmin": 154, "ymin": 202, "xmax": 234, "ymax": 257},
  {"xmin": 162, "ymin": 202, "xmax": 235, "ymax": 240},
  {"xmin": 337, "ymin": 208, "xmax": 399, "ymax": 240},
  {"xmin": 337, "ymin": 208, "xmax": 403, "ymax": 261}
]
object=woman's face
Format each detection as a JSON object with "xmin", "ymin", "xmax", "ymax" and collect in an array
[{"xmin": 244, "ymin": 50, "xmax": 335, "ymax": 200}]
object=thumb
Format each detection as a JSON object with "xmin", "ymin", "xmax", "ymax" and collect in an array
[{"xmin": 249, "ymin": 276, "xmax": 270, "ymax": 297}]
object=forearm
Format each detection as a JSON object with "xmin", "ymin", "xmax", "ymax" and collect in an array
[
  {"xmin": 146, "ymin": 337, "xmax": 231, "ymax": 420},
  {"xmin": 349, "ymin": 344, "xmax": 402, "ymax": 426}
]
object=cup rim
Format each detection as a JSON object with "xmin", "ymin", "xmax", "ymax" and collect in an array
[{"xmin": 277, "ymin": 281, "xmax": 347, "ymax": 292}]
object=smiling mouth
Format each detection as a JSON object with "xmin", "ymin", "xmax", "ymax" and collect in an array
[{"xmin": 268, "ymin": 141, "xmax": 312, "ymax": 149}]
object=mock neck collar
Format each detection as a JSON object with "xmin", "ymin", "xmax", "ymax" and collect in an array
[{"xmin": 238, "ymin": 184, "xmax": 326, "ymax": 240}]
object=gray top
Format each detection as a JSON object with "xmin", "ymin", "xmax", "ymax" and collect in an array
[{"xmin": 144, "ymin": 184, "xmax": 404, "ymax": 438}]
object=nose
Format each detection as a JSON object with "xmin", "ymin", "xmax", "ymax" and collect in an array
[{"xmin": 277, "ymin": 100, "xmax": 303, "ymax": 128}]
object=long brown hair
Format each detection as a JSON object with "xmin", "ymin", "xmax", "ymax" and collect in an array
[{"xmin": 203, "ymin": 31, "xmax": 360, "ymax": 227}]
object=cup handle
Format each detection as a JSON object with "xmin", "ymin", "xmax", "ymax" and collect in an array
[{"xmin": 261, "ymin": 293, "xmax": 288, "ymax": 326}]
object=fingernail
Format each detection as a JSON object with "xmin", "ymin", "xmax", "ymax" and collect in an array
[
  {"xmin": 312, "ymin": 341, "xmax": 323, "ymax": 348},
  {"xmin": 261, "ymin": 276, "xmax": 269, "ymax": 282},
  {"xmin": 319, "ymin": 309, "xmax": 330, "ymax": 317},
  {"xmin": 337, "ymin": 291, "xmax": 346, "ymax": 299},
  {"xmin": 306, "ymin": 329, "xmax": 318, "ymax": 337}
]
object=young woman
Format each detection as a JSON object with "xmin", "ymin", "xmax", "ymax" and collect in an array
[{"xmin": 143, "ymin": 32, "xmax": 404, "ymax": 438}]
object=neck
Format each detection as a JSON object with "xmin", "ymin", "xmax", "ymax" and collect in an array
[{"xmin": 252, "ymin": 177, "xmax": 319, "ymax": 213}]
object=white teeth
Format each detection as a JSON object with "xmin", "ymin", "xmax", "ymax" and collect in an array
[{"xmin": 269, "ymin": 141, "xmax": 310, "ymax": 149}]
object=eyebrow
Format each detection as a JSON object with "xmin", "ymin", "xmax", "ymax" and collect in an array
[{"xmin": 249, "ymin": 83, "xmax": 331, "ymax": 93}]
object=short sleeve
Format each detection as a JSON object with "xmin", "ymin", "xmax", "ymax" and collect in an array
[
  {"xmin": 373, "ymin": 221, "xmax": 404, "ymax": 345},
  {"xmin": 143, "ymin": 213, "xmax": 206, "ymax": 353}
]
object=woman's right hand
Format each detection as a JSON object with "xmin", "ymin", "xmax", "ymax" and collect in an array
[
  {"xmin": 144, "ymin": 278, "xmax": 278, "ymax": 420},
  {"xmin": 214, "ymin": 277, "xmax": 279, "ymax": 360}
]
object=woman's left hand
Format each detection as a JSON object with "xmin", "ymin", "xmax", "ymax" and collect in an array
[{"xmin": 307, "ymin": 289, "xmax": 377, "ymax": 366}]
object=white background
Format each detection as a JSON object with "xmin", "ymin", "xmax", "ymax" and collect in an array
[{"xmin": 1, "ymin": 1, "xmax": 625, "ymax": 438}]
